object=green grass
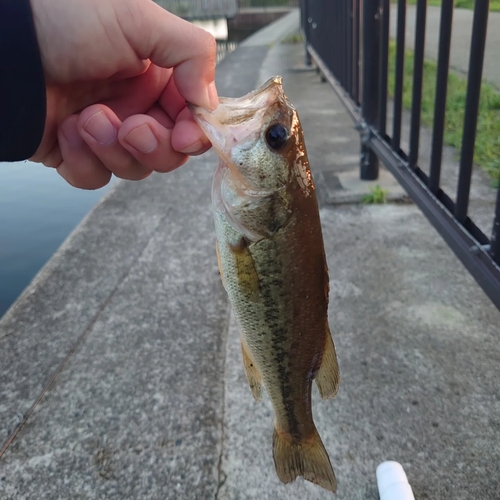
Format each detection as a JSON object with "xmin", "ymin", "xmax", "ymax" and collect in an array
[
  {"xmin": 388, "ymin": 42, "xmax": 500, "ymax": 182},
  {"xmin": 362, "ymin": 185, "xmax": 389, "ymax": 204},
  {"xmin": 281, "ymin": 31, "xmax": 304, "ymax": 44},
  {"xmin": 392, "ymin": 0, "xmax": 500, "ymax": 11}
]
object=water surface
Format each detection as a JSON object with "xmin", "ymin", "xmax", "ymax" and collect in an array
[{"xmin": 0, "ymin": 162, "xmax": 113, "ymax": 318}]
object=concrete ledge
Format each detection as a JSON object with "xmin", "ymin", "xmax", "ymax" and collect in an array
[
  {"xmin": 319, "ymin": 168, "xmax": 408, "ymax": 205},
  {"xmin": 241, "ymin": 9, "xmax": 299, "ymax": 47}
]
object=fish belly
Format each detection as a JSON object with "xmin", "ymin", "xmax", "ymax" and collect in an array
[{"xmin": 214, "ymin": 202, "xmax": 335, "ymax": 427}]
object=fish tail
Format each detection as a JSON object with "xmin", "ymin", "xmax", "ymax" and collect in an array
[{"xmin": 272, "ymin": 427, "xmax": 337, "ymax": 493}]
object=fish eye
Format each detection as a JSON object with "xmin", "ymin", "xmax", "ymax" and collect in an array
[{"xmin": 265, "ymin": 123, "xmax": 289, "ymax": 151}]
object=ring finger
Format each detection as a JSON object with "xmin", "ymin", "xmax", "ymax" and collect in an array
[{"xmin": 78, "ymin": 104, "xmax": 154, "ymax": 181}]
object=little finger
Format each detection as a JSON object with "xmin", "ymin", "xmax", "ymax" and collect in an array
[{"xmin": 79, "ymin": 105, "xmax": 153, "ymax": 181}]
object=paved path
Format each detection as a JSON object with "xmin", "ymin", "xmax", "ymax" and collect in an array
[
  {"xmin": 390, "ymin": 4, "xmax": 500, "ymax": 87},
  {"xmin": 1, "ymin": 11, "xmax": 499, "ymax": 500}
]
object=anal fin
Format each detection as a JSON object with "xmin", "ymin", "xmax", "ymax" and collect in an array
[
  {"xmin": 241, "ymin": 340, "xmax": 263, "ymax": 401},
  {"xmin": 273, "ymin": 427, "xmax": 337, "ymax": 493},
  {"xmin": 315, "ymin": 327, "xmax": 340, "ymax": 399}
]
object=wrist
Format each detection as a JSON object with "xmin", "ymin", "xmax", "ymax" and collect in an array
[{"xmin": 0, "ymin": 0, "xmax": 46, "ymax": 160}]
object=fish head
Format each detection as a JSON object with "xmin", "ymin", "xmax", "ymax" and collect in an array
[{"xmin": 189, "ymin": 76, "xmax": 310, "ymax": 195}]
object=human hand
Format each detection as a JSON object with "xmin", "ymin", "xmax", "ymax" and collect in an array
[{"xmin": 29, "ymin": 0, "xmax": 218, "ymax": 189}]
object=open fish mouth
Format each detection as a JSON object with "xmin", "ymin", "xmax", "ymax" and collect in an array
[{"xmin": 188, "ymin": 76, "xmax": 286, "ymax": 171}]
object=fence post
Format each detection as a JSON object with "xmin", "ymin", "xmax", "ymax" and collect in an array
[
  {"xmin": 303, "ymin": 0, "xmax": 312, "ymax": 66},
  {"xmin": 360, "ymin": 0, "xmax": 380, "ymax": 180}
]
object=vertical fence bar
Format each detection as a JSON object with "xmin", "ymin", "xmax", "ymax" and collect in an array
[
  {"xmin": 342, "ymin": 0, "xmax": 349, "ymax": 89},
  {"xmin": 303, "ymin": 0, "xmax": 312, "ymax": 66},
  {"xmin": 327, "ymin": 0, "xmax": 332, "ymax": 74},
  {"xmin": 328, "ymin": 1, "xmax": 334, "ymax": 74},
  {"xmin": 343, "ymin": 0, "xmax": 348, "ymax": 86},
  {"xmin": 328, "ymin": 1, "xmax": 334, "ymax": 75},
  {"xmin": 378, "ymin": 0, "xmax": 390, "ymax": 135},
  {"xmin": 346, "ymin": 0, "xmax": 353, "ymax": 98},
  {"xmin": 491, "ymin": 186, "xmax": 500, "ymax": 265},
  {"xmin": 392, "ymin": 0, "xmax": 406, "ymax": 150},
  {"xmin": 428, "ymin": 0, "xmax": 454, "ymax": 194},
  {"xmin": 352, "ymin": 0, "xmax": 361, "ymax": 104},
  {"xmin": 338, "ymin": 0, "xmax": 344, "ymax": 85},
  {"xmin": 455, "ymin": 0, "xmax": 490, "ymax": 224},
  {"xmin": 323, "ymin": 1, "xmax": 330, "ymax": 74},
  {"xmin": 408, "ymin": 0, "xmax": 427, "ymax": 169},
  {"xmin": 360, "ymin": 0, "xmax": 380, "ymax": 180},
  {"xmin": 332, "ymin": 0, "xmax": 339, "ymax": 79},
  {"xmin": 340, "ymin": 0, "xmax": 345, "ymax": 86}
]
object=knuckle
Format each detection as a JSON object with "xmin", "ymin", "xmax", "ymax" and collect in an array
[
  {"xmin": 58, "ymin": 160, "xmax": 111, "ymax": 190},
  {"xmin": 64, "ymin": 172, "xmax": 110, "ymax": 190},
  {"xmin": 105, "ymin": 156, "xmax": 149, "ymax": 181},
  {"xmin": 155, "ymin": 154, "xmax": 189, "ymax": 173},
  {"xmin": 113, "ymin": 165, "xmax": 152, "ymax": 181}
]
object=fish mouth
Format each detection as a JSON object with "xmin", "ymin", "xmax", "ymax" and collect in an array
[{"xmin": 188, "ymin": 76, "xmax": 286, "ymax": 184}]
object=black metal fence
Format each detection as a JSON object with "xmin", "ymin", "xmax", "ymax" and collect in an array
[{"xmin": 302, "ymin": 0, "xmax": 500, "ymax": 310}]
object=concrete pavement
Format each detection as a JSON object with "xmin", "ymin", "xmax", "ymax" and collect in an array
[{"xmin": 1, "ymin": 10, "xmax": 499, "ymax": 500}]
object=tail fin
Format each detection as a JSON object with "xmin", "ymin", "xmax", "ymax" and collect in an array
[{"xmin": 272, "ymin": 428, "xmax": 337, "ymax": 493}]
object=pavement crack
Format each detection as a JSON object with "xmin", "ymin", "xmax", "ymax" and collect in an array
[
  {"xmin": 0, "ymin": 213, "xmax": 169, "ymax": 461},
  {"xmin": 214, "ymin": 306, "xmax": 232, "ymax": 500}
]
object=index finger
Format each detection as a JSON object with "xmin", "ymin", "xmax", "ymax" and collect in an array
[{"xmin": 120, "ymin": 0, "xmax": 219, "ymax": 110}]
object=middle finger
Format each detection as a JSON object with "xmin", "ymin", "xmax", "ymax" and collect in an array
[{"xmin": 78, "ymin": 104, "xmax": 154, "ymax": 181}]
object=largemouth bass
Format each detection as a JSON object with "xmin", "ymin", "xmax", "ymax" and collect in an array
[{"xmin": 190, "ymin": 77, "xmax": 340, "ymax": 493}]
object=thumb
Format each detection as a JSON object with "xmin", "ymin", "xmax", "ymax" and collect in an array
[{"xmin": 119, "ymin": 0, "xmax": 219, "ymax": 110}]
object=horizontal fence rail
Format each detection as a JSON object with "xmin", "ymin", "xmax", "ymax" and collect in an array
[{"xmin": 301, "ymin": 0, "xmax": 500, "ymax": 310}]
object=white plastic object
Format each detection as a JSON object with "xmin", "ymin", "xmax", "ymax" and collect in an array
[{"xmin": 376, "ymin": 461, "xmax": 415, "ymax": 500}]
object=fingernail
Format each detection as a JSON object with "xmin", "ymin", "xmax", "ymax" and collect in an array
[
  {"xmin": 180, "ymin": 140, "xmax": 203, "ymax": 154},
  {"xmin": 207, "ymin": 82, "xmax": 219, "ymax": 110},
  {"xmin": 124, "ymin": 125, "xmax": 158, "ymax": 154},
  {"xmin": 83, "ymin": 111, "xmax": 116, "ymax": 145}
]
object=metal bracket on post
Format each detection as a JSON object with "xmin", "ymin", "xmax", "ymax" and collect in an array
[
  {"xmin": 355, "ymin": 120, "xmax": 373, "ymax": 146},
  {"xmin": 360, "ymin": 0, "xmax": 381, "ymax": 181},
  {"xmin": 356, "ymin": 120, "xmax": 377, "ymax": 177}
]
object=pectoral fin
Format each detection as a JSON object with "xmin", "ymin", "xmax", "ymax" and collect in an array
[
  {"xmin": 241, "ymin": 339, "xmax": 263, "ymax": 401},
  {"xmin": 315, "ymin": 327, "xmax": 340, "ymax": 399},
  {"xmin": 229, "ymin": 237, "xmax": 260, "ymax": 302}
]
